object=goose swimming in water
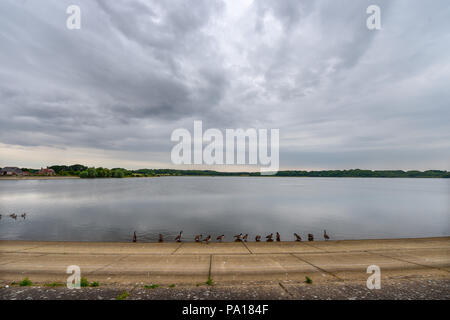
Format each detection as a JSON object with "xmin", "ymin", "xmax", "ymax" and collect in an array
[
  {"xmin": 194, "ymin": 234, "xmax": 202, "ymax": 242},
  {"xmin": 132, "ymin": 231, "xmax": 137, "ymax": 243},
  {"xmin": 216, "ymin": 235, "xmax": 225, "ymax": 242},
  {"xmin": 324, "ymin": 230, "xmax": 330, "ymax": 240},
  {"xmin": 308, "ymin": 233, "xmax": 314, "ymax": 241},
  {"xmin": 294, "ymin": 233, "xmax": 302, "ymax": 241},
  {"xmin": 255, "ymin": 235, "xmax": 261, "ymax": 242},
  {"xmin": 276, "ymin": 232, "xmax": 281, "ymax": 242},
  {"xmin": 266, "ymin": 233, "xmax": 273, "ymax": 242},
  {"xmin": 20, "ymin": 213, "xmax": 26, "ymax": 219},
  {"xmin": 175, "ymin": 231, "xmax": 183, "ymax": 242},
  {"xmin": 9, "ymin": 213, "xmax": 17, "ymax": 220}
]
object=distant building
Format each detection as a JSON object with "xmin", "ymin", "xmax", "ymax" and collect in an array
[
  {"xmin": 0, "ymin": 167, "xmax": 24, "ymax": 176},
  {"xmin": 38, "ymin": 167, "xmax": 56, "ymax": 176}
]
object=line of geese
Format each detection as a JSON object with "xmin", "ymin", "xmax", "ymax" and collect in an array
[
  {"xmin": 132, "ymin": 230, "xmax": 330, "ymax": 243},
  {"xmin": 0, "ymin": 213, "xmax": 27, "ymax": 220}
]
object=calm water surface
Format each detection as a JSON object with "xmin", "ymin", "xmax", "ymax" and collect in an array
[{"xmin": 0, "ymin": 177, "xmax": 448, "ymax": 242}]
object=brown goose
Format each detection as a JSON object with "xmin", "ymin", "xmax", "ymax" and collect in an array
[
  {"xmin": 276, "ymin": 232, "xmax": 281, "ymax": 242},
  {"xmin": 266, "ymin": 233, "xmax": 273, "ymax": 242},
  {"xmin": 294, "ymin": 233, "xmax": 302, "ymax": 241},
  {"xmin": 175, "ymin": 231, "xmax": 183, "ymax": 242},
  {"xmin": 194, "ymin": 234, "xmax": 202, "ymax": 242},
  {"xmin": 158, "ymin": 234, "xmax": 164, "ymax": 243},
  {"xmin": 242, "ymin": 234, "xmax": 248, "ymax": 242},
  {"xmin": 234, "ymin": 233, "xmax": 243, "ymax": 242},
  {"xmin": 324, "ymin": 230, "xmax": 330, "ymax": 240},
  {"xmin": 216, "ymin": 234, "xmax": 225, "ymax": 242},
  {"xmin": 9, "ymin": 213, "xmax": 17, "ymax": 220},
  {"xmin": 132, "ymin": 231, "xmax": 137, "ymax": 243},
  {"xmin": 202, "ymin": 235, "xmax": 211, "ymax": 244},
  {"xmin": 308, "ymin": 233, "xmax": 314, "ymax": 241},
  {"xmin": 255, "ymin": 235, "xmax": 261, "ymax": 242}
]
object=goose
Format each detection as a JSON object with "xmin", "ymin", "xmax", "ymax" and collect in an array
[
  {"xmin": 242, "ymin": 234, "xmax": 248, "ymax": 242},
  {"xmin": 266, "ymin": 233, "xmax": 273, "ymax": 242},
  {"xmin": 234, "ymin": 233, "xmax": 243, "ymax": 242},
  {"xmin": 9, "ymin": 213, "xmax": 17, "ymax": 220},
  {"xmin": 175, "ymin": 231, "xmax": 183, "ymax": 242},
  {"xmin": 202, "ymin": 235, "xmax": 211, "ymax": 244},
  {"xmin": 294, "ymin": 233, "xmax": 302, "ymax": 241},
  {"xmin": 158, "ymin": 234, "xmax": 164, "ymax": 243},
  {"xmin": 255, "ymin": 235, "xmax": 261, "ymax": 242},
  {"xmin": 0, "ymin": 214, "xmax": 2, "ymax": 219},
  {"xmin": 216, "ymin": 235, "xmax": 225, "ymax": 242},
  {"xmin": 20, "ymin": 213, "xmax": 26, "ymax": 219},
  {"xmin": 132, "ymin": 231, "xmax": 137, "ymax": 243},
  {"xmin": 194, "ymin": 234, "xmax": 202, "ymax": 242},
  {"xmin": 308, "ymin": 233, "xmax": 314, "ymax": 241},
  {"xmin": 276, "ymin": 232, "xmax": 281, "ymax": 242},
  {"xmin": 324, "ymin": 230, "xmax": 330, "ymax": 240}
]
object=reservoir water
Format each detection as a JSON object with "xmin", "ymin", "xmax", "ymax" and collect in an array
[{"xmin": 0, "ymin": 177, "xmax": 448, "ymax": 242}]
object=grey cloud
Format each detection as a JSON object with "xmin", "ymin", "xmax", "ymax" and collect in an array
[{"xmin": 0, "ymin": 0, "xmax": 449, "ymax": 169}]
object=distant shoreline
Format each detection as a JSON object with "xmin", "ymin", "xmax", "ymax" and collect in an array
[
  {"xmin": 0, "ymin": 175, "xmax": 448, "ymax": 180},
  {"xmin": 0, "ymin": 176, "xmax": 80, "ymax": 180}
]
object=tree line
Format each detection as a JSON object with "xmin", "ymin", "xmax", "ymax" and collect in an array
[{"xmin": 38, "ymin": 165, "xmax": 450, "ymax": 178}]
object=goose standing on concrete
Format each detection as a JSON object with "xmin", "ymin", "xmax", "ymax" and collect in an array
[
  {"xmin": 202, "ymin": 235, "xmax": 211, "ymax": 244},
  {"xmin": 216, "ymin": 235, "xmax": 225, "ymax": 242},
  {"xmin": 234, "ymin": 233, "xmax": 243, "ymax": 242},
  {"xmin": 194, "ymin": 234, "xmax": 202, "ymax": 242},
  {"xmin": 276, "ymin": 232, "xmax": 281, "ymax": 242},
  {"xmin": 132, "ymin": 231, "xmax": 137, "ymax": 243},
  {"xmin": 266, "ymin": 233, "xmax": 273, "ymax": 242},
  {"xmin": 242, "ymin": 234, "xmax": 248, "ymax": 242},
  {"xmin": 255, "ymin": 235, "xmax": 261, "ymax": 242},
  {"xmin": 308, "ymin": 233, "xmax": 314, "ymax": 241},
  {"xmin": 158, "ymin": 234, "xmax": 164, "ymax": 243},
  {"xmin": 175, "ymin": 231, "xmax": 183, "ymax": 242},
  {"xmin": 294, "ymin": 233, "xmax": 302, "ymax": 241},
  {"xmin": 324, "ymin": 230, "xmax": 330, "ymax": 240}
]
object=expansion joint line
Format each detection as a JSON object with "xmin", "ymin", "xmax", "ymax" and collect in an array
[
  {"xmin": 208, "ymin": 255, "xmax": 213, "ymax": 279},
  {"xmin": 88, "ymin": 254, "xmax": 130, "ymax": 275},
  {"xmin": 290, "ymin": 253, "xmax": 343, "ymax": 281},
  {"xmin": 241, "ymin": 241, "xmax": 253, "ymax": 254},
  {"xmin": 366, "ymin": 250, "xmax": 450, "ymax": 274},
  {"xmin": 278, "ymin": 282, "xmax": 294, "ymax": 298},
  {"xmin": 172, "ymin": 242, "xmax": 184, "ymax": 254}
]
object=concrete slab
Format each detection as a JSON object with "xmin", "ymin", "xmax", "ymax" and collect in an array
[
  {"xmin": 294, "ymin": 251, "xmax": 449, "ymax": 281},
  {"xmin": 174, "ymin": 242, "xmax": 249, "ymax": 255},
  {"xmin": 211, "ymin": 254, "xmax": 333, "ymax": 282},
  {"xmin": 368, "ymin": 248, "xmax": 450, "ymax": 271},
  {"xmin": 303, "ymin": 237, "xmax": 450, "ymax": 253},
  {"xmin": 89, "ymin": 255, "xmax": 211, "ymax": 284},
  {"xmin": 245, "ymin": 242, "xmax": 323, "ymax": 254},
  {"xmin": 10, "ymin": 242, "xmax": 181, "ymax": 255}
]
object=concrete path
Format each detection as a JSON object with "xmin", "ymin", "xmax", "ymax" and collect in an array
[{"xmin": 1, "ymin": 237, "xmax": 449, "ymax": 286}]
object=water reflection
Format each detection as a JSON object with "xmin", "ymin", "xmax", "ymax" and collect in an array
[{"xmin": 0, "ymin": 177, "xmax": 448, "ymax": 242}]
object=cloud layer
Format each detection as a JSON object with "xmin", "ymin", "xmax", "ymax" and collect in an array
[{"xmin": 1, "ymin": 0, "xmax": 449, "ymax": 170}]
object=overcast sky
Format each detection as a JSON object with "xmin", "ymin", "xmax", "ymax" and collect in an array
[{"xmin": 0, "ymin": 0, "xmax": 449, "ymax": 171}]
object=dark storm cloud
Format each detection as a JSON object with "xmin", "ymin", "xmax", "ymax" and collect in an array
[{"xmin": 0, "ymin": 0, "xmax": 449, "ymax": 169}]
